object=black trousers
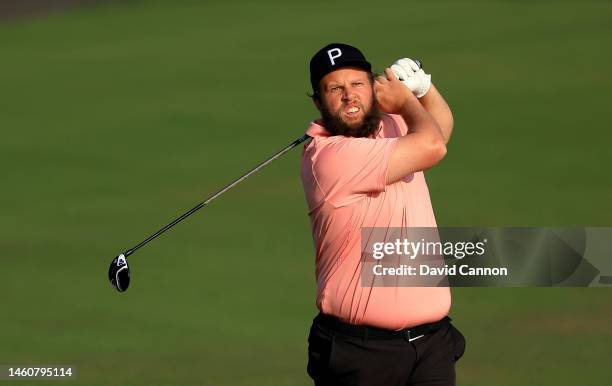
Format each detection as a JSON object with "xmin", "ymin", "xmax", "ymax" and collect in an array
[{"xmin": 307, "ymin": 314, "xmax": 466, "ymax": 386}]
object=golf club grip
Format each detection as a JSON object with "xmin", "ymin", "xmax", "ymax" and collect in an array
[{"xmin": 124, "ymin": 133, "xmax": 311, "ymax": 257}]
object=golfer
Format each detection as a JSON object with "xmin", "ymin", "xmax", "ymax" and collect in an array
[{"xmin": 301, "ymin": 43, "xmax": 465, "ymax": 386}]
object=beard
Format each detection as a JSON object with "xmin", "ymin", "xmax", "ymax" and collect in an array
[{"xmin": 320, "ymin": 99, "xmax": 382, "ymax": 138}]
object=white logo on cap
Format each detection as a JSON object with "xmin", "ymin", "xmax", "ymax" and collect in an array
[{"xmin": 327, "ymin": 48, "xmax": 342, "ymax": 66}]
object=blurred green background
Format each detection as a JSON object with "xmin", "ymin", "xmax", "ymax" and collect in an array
[{"xmin": 1, "ymin": 1, "xmax": 611, "ymax": 385}]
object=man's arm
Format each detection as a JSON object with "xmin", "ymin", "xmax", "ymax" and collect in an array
[
  {"xmin": 418, "ymin": 84, "xmax": 454, "ymax": 144},
  {"xmin": 375, "ymin": 69, "xmax": 447, "ymax": 184}
]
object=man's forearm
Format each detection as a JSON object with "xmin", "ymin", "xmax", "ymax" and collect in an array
[
  {"xmin": 418, "ymin": 84, "xmax": 454, "ymax": 144},
  {"xmin": 379, "ymin": 71, "xmax": 447, "ymax": 183},
  {"xmin": 400, "ymin": 95, "xmax": 441, "ymax": 138}
]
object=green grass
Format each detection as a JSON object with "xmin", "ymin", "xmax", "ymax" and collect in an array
[{"xmin": 1, "ymin": 1, "xmax": 611, "ymax": 385}]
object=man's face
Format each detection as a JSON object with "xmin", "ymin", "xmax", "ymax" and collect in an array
[{"xmin": 316, "ymin": 67, "xmax": 381, "ymax": 138}]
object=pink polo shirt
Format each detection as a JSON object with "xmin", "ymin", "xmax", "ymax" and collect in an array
[{"xmin": 301, "ymin": 113, "xmax": 451, "ymax": 330}]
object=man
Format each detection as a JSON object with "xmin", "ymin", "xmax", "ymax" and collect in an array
[{"xmin": 301, "ymin": 43, "xmax": 465, "ymax": 386}]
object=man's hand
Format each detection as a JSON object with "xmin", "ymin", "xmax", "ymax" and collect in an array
[
  {"xmin": 374, "ymin": 68, "xmax": 417, "ymax": 114},
  {"xmin": 390, "ymin": 58, "xmax": 431, "ymax": 98}
]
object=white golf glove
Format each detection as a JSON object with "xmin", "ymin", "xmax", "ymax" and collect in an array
[{"xmin": 390, "ymin": 58, "xmax": 431, "ymax": 98}]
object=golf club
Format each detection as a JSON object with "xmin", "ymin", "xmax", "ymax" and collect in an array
[{"xmin": 108, "ymin": 133, "xmax": 311, "ymax": 292}]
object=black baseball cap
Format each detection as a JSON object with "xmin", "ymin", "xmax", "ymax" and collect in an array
[{"xmin": 310, "ymin": 43, "xmax": 372, "ymax": 94}]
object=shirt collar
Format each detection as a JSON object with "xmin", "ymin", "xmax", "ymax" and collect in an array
[
  {"xmin": 305, "ymin": 117, "xmax": 386, "ymax": 138},
  {"xmin": 306, "ymin": 120, "xmax": 330, "ymax": 137}
]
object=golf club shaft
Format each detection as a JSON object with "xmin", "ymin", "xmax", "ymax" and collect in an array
[{"xmin": 124, "ymin": 133, "xmax": 311, "ymax": 257}]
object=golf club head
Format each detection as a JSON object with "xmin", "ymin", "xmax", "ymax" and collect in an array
[{"xmin": 108, "ymin": 253, "xmax": 130, "ymax": 292}]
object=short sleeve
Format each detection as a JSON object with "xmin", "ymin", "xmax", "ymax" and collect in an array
[
  {"xmin": 312, "ymin": 137, "xmax": 397, "ymax": 207},
  {"xmin": 388, "ymin": 114, "xmax": 409, "ymax": 136}
]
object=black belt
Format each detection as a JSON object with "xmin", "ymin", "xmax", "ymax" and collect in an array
[{"xmin": 314, "ymin": 313, "xmax": 451, "ymax": 341}]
